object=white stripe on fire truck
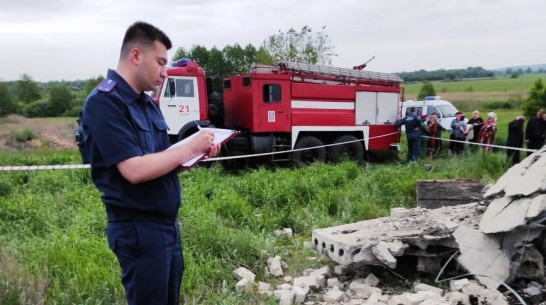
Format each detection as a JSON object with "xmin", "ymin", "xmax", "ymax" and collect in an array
[{"xmin": 291, "ymin": 100, "xmax": 355, "ymax": 110}]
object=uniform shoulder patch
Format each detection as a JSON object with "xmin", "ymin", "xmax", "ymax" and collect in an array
[{"xmin": 96, "ymin": 78, "xmax": 117, "ymax": 92}]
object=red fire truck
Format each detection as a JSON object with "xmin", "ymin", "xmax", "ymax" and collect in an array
[{"xmin": 153, "ymin": 60, "xmax": 403, "ymax": 164}]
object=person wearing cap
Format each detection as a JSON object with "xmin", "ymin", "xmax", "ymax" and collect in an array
[
  {"xmin": 478, "ymin": 112, "xmax": 497, "ymax": 152},
  {"xmin": 506, "ymin": 116, "xmax": 526, "ymax": 166}
]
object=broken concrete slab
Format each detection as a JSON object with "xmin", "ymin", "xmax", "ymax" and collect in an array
[
  {"xmin": 312, "ymin": 202, "xmax": 483, "ymax": 265},
  {"xmin": 484, "ymin": 146, "xmax": 546, "ymax": 198},
  {"xmin": 453, "ymin": 226, "xmax": 510, "ymax": 289}
]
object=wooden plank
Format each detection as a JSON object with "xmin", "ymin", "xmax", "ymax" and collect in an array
[{"xmin": 416, "ymin": 179, "xmax": 484, "ymax": 209}]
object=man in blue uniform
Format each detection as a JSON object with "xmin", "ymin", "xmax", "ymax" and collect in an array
[
  {"xmin": 80, "ymin": 21, "xmax": 220, "ymax": 305},
  {"xmin": 396, "ymin": 107, "xmax": 421, "ymax": 163}
]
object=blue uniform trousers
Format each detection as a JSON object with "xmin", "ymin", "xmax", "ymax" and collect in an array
[
  {"xmin": 406, "ymin": 131, "xmax": 421, "ymax": 163},
  {"xmin": 107, "ymin": 221, "xmax": 183, "ymax": 305}
]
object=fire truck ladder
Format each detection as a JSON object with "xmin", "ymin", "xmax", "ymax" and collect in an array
[{"xmin": 277, "ymin": 61, "xmax": 403, "ymax": 86}]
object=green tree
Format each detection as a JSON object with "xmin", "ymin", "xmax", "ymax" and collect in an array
[
  {"xmin": 223, "ymin": 44, "xmax": 246, "ymax": 73},
  {"xmin": 255, "ymin": 46, "xmax": 274, "ymax": 65},
  {"xmin": 172, "ymin": 47, "xmax": 191, "ymax": 62},
  {"xmin": 48, "ymin": 85, "xmax": 73, "ymax": 116},
  {"xmin": 84, "ymin": 76, "xmax": 104, "ymax": 96},
  {"xmin": 15, "ymin": 74, "xmax": 42, "ymax": 103},
  {"xmin": 263, "ymin": 25, "xmax": 336, "ymax": 64},
  {"xmin": 523, "ymin": 78, "xmax": 546, "ymax": 118},
  {"xmin": 417, "ymin": 82, "xmax": 436, "ymax": 99},
  {"xmin": 0, "ymin": 82, "xmax": 16, "ymax": 116}
]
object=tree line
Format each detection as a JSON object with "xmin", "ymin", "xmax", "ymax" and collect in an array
[
  {"xmin": 0, "ymin": 26, "xmax": 334, "ymax": 118},
  {"xmin": 399, "ymin": 67, "xmax": 495, "ymax": 82}
]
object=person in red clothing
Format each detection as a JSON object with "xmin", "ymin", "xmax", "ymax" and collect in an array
[
  {"xmin": 426, "ymin": 114, "xmax": 439, "ymax": 159},
  {"xmin": 478, "ymin": 112, "xmax": 497, "ymax": 152}
]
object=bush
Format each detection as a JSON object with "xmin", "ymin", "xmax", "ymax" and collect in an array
[
  {"xmin": 23, "ymin": 100, "xmax": 53, "ymax": 117},
  {"xmin": 62, "ymin": 105, "xmax": 83, "ymax": 117},
  {"xmin": 483, "ymin": 100, "xmax": 514, "ymax": 109},
  {"xmin": 9, "ymin": 129, "xmax": 36, "ymax": 143}
]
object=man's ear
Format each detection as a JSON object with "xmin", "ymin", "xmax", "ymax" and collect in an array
[{"xmin": 129, "ymin": 47, "xmax": 142, "ymax": 65}]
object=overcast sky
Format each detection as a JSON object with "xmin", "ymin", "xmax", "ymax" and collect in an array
[{"xmin": 1, "ymin": 0, "xmax": 545, "ymax": 82}]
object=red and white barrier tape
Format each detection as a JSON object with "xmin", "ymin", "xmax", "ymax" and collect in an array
[
  {"xmin": 0, "ymin": 132, "xmax": 400, "ymax": 171},
  {"xmin": 421, "ymin": 135, "xmax": 539, "ymax": 153},
  {"xmin": 0, "ymin": 164, "xmax": 91, "ymax": 171}
]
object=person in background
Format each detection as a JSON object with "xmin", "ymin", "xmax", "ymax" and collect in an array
[
  {"xmin": 75, "ymin": 116, "xmax": 89, "ymax": 164},
  {"xmin": 426, "ymin": 114, "xmax": 439, "ymax": 158},
  {"xmin": 478, "ymin": 112, "xmax": 497, "ymax": 152},
  {"xmin": 81, "ymin": 21, "xmax": 220, "ymax": 305},
  {"xmin": 467, "ymin": 110, "xmax": 484, "ymax": 151},
  {"xmin": 449, "ymin": 111, "xmax": 463, "ymax": 155},
  {"xmin": 396, "ymin": 107, "xmax": 421, "ymax": 163},
  {"xmin": 506, "ymin": 116, "xmax": 526, "ymax": 166},
  {"xmin": 419, "ymin": 114, "xmax": 430, "ymax": 158},
  {"xmin": 454, "ymin": 114, "xmax": 467, "ymax": 155},
  {"xmin": 525, "ymin": 109, "xmax": 545, "ymax": 156}
]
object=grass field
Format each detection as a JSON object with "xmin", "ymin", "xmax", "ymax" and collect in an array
[
  {"xmin": 402, "ymin": 73, "xmax": 546, "ymax": 112},
  {"xmin": 0, "ymin": 149, "xmax": 511, "ymax": 305}
]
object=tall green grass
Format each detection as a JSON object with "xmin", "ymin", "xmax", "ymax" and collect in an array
[{"xmin": 0, "ymin": 149, "xmax": 510, "ymax": 304}]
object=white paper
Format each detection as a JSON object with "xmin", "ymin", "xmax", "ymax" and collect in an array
[{"xmin": 168, "ymin": 128, "xmax": 237, "ymax": 167}]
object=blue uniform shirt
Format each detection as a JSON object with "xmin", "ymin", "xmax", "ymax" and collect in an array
[{"xmin": 81, "ymin": 69, "xmax": 180, "ymax": 223}]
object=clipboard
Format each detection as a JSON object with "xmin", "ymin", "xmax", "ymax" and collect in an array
[{"xmin": 168, "ymin": 127, "xmax": 238, "ymax": 168}]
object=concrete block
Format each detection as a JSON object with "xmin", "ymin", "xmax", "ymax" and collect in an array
[
  {"xmin": 312, "ymin": 266, "xmax": 330, "ymax": 277},
  {"xmin": 279, "ymin": 283, "xmax": 292, "ymax": 290},
  {"xmin": 324, "ymin": 289, "xmax": 345, "ymax": 303},
  {"xmin": 293, "ymin": 286, "xmax": 308, "ymax": 303},
  {"xmin": 279, "ymin": 291, "xmax": 295, "ymax": 305},
  {"xmin": 233, "ymin": 267, "xmax": 256, "ymax": 282},
  {"xmin": 384, "ymin": 240, "xmax": 409, "ymax": 256},
  {"xmin": 414, "ymin": 283, "xmax": 443, "ymax": 296},
  {"xmin": 284, "ymin": 276, "xmax": 293, "ymax": 283},
  {"xmin": 327, "ymin": 277, "xmax": 339, "ymax": 287},
  {"xmin": 444, "ymin": 291, "xmax": 468, "ymax": 304},
  {"xmin": 351, "ymin": 283, "xmax": 372, "ymax": 298},
  {"xmin": 478, "ymin": 288, "xmax": 508, "ymax": 305},
  {"xmin": 387, "ymin": 294, "xmax": 410, "ymax": 305},
  {"xmin": 268, "ymin": 255, "xmax": 284, "ymax": 277},
  {"xmin": 283, "ymin": 228, "xmax": 294, "ymax": 237},
  {"xmin": 257, "ymin": 281, "xmax": 271, "ymax": 295},
  {"xmin": 449, "ymin": 278, "xmax": 469, "ymax": 292},
  {"xmin": 235, "ymin": 278, "xmax": 252, "ymax": 292},
  {"xmin": 371, "ymin": 243, "xmax": 397, "ymax": 269},
  {"xmin": 334, "ymin": 264, "xmax": 352, "ymax": 275},
  {"xmin": 364, "ymin": 273, "xmax": 380, "ymax": 287}
]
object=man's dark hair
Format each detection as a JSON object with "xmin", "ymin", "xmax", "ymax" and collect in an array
[
  {"xmin": 120, "ymin": 21, "xmax": 172, "ymax": 57},
  {"xmin": 410, "ymin": 107, "xmax": 416, "ymax": 113}
]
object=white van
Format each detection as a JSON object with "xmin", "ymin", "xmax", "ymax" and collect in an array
[{"xmin": 401, "ymin": 96, "xmax": 462, "ymax": 131}]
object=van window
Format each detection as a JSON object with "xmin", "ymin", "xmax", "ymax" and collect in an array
[
  {"xmin": 427, "ymin": 106, "xmax": 439, "ymax": 117},
  {"xmin": 406, "ymin": 107, "xmax": 424, "ymax": 115},
  {"xmin": 437, "ymin": 104, "xmax": 458, "ymax": 117}
]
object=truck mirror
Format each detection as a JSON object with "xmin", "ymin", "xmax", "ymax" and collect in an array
[{"xmin": 168, "ymin": 79, "xmax": 175, "ymax": 97}]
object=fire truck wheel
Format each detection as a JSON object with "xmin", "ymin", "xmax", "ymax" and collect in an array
[
  {"xmin": 327, "ymin": 135, "xmax": 364, "ymax": 163},
  {"xmin": 292, "ymin": 136, "xmax": 326, "ymax": 166}
]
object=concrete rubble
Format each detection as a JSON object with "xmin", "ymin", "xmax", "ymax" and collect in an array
[
  {"xmin": 307, "ymin": 146, "xmax": 546, "ymax": 304},
  {"xmin": 233, "ymin": 147, "xmax": 546, "ymax": 304}
]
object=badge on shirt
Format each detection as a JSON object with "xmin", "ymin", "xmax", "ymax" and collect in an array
[{"xmin": 96, "ymin": 78, "xmax": 117, "ymax": 92}]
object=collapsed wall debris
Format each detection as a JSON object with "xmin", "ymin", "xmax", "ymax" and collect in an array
[{"xmin": 311, "ymin": 146, "xmax": 546, "ymax": 302}]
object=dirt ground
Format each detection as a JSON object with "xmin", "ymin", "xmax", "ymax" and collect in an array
[{"xmin": 0, "ymin": 115, "xmax": 77, "ymax": 151}]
